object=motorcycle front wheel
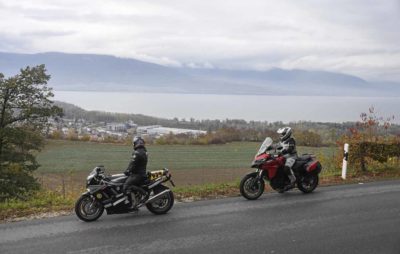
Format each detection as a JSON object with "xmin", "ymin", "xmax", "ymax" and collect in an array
[
  {"xmin": 240, "ymin": 173, "xmax": 265, "ymax": 200},
  {"xmin": 75, "ymin": 195, "xmax": 104, "ymax": 222}
]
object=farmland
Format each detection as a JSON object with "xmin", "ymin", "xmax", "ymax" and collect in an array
[
  {"xmin": 35, "ymin": 140, "xmax": 339, "ymax": 188},
  {"xmin": 37, "ymin": 140, "xmax": 338, "ymax": 173}
]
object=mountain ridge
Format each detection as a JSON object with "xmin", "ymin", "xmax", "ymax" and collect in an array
[{"xmin": 0, "ymin": 51, "xmax": 398, "ymax": 96}]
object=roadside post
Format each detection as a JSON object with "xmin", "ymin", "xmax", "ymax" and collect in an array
[{"xmin": 342, "ymin": 143, "xmax": 349, "ymax": 180}]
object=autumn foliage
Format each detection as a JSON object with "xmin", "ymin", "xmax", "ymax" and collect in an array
[{"xmin": 339, "ymin": 106, "xmax": 399, "ymax": 172}]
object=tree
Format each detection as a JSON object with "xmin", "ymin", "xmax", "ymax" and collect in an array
[{"xmin": 0, "ymin": 65, "xmax": 62, "ymax": 200}]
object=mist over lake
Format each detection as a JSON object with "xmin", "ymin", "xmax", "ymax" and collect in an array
[{"xmin": 54, "ymin": 91, "xmax": 400, "ymax": 124}]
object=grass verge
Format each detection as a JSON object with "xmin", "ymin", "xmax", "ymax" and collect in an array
[
  {"xmin": 0, "ymin": 191, "xmax": 75, "ymax": 222},
  {"xmin": 1, "ymin": 171, "xmax": 400, "ymax": 223}
]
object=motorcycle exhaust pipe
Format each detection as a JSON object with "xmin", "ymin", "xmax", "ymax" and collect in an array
[{"xmin": 145, "ymin": 189, "xmax": 171, "ymax": 204}]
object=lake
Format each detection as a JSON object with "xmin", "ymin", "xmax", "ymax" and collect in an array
[{"xmin": 54, "ymin": 91, "xmax": 400, "ymax": 123}]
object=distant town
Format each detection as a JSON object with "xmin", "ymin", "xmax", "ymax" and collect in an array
[
  {"xmin": 48, "ymin": 101, "xmax": 400, "ymax": 146},
  {"xmin": 47, "ymin": 117, "xmax": 207, "ymax": 142}
]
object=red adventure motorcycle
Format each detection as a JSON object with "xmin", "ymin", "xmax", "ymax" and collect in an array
[{"xmin": 240, "ymin": 137, "xmax": 322, "ymax": 199}]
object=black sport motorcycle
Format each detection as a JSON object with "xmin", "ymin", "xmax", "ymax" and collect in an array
[{"xmin": 75, "ymin": 166, "xmax": 175, "ymax": 222}]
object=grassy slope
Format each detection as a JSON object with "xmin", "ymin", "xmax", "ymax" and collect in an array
[{"xmin": 36, "ymin": 140, "xmax": 337, "ymax": 173}]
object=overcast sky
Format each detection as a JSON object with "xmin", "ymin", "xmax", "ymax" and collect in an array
[{"xmin": 0, "ymin": 0, "xmax": 399, "ymax": 82}]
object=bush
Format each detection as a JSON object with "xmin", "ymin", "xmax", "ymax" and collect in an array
[
  {"xmin": 348, "ymin": 141, "xmax": 400, "ymax": 172},
  {"xmin": 0, "ymin": 164, "xmax": 40, "ymax": 201},
  {"xmin": 48, "ymin": 130, "xmax": 64, "ymax": 139},
  {"xmin": 296, "ymin": 130, "xmax": 323, "ymax": 147},
  {"xmin": 336, "ymin": 106, "xmax": 399, "ymax": 173}
]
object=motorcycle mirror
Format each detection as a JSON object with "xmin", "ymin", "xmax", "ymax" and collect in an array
[{"xmin": 95, "ymin": 166, "xmax": 105, "ymax": 174}]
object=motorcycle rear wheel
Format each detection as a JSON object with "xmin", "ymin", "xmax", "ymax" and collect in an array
[
  {"xmin": 240, "ymin": 173, "xmax": 265, "ymax": 200},
  {"xmin": 146, "ymin": 185, "xmax": 174, "ymax": 215},
  {"xmin": 75, "ymin": 195, "xmax": 104, "ymax": 222},
  {"xmin": 297, "ymin": 174, "xmax": 319, "ymax": 193}
]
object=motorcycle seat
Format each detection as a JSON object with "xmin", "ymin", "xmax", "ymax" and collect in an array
[
  {"xmin": 140, "ymin": 179, "xmax": 152, "ymax": 187},
  {"xmin": 297, "ymin": 154, "xmax": 313, "ymax": 162}
]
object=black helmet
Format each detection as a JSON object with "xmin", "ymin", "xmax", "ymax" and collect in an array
[
  {"xmin": 133, "ymin": 136, "xmax": 145, "ymax": 149},
  {"xmin": 277, "ymin": 127, "xmax": 292, "ymax": 141}
]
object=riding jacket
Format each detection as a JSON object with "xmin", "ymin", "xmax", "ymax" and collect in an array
[
  {"xmin": 125, "ymin": 147, "xmax": 148, "ymax": 177},
  {"xmin": 279, "ymin": 137, "xmax": 297, "ymax": 156}
]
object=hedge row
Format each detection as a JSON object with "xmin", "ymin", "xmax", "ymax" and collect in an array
[{"xmin": 349, "ymin": 141, "xmax": 400, "ymax": 171}]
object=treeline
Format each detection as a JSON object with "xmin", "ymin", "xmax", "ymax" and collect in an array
[
  {"xmin": 56, "ymin": 101, "xmax": 400, "ymax": 146},
  {"xmin": 151, "ymin": 128, "xmax": 323, "ymax": 146},
  {"xmin": 153, "ymin": 128, "xmax": 276, "ymax": 145},
  {"xmin": 55, "ymin": 101, "xmax": 168, "ymax": 125}
]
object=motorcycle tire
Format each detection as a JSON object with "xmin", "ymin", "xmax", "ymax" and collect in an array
[
  {"xmin": 75, "ymin": 194, "xmax": 104, "ymax": 222},
  {"xmin": 297, "ymin": 173, "xmax": 319, "ymax": 194},
  {"xmin": 240, "ymin": 173, "xmax": 265, "ymax": 200},
  {"xmin": 146, "ymin": 185, "xmax": 174, "ymax": 215}
]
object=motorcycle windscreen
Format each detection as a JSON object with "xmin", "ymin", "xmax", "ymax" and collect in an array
[{"xmin": 256, "ymin": 137, "xmax": 273, "ymax": 156}]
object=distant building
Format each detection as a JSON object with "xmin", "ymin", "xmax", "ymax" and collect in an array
[
  {"xmin": 106, "ymin": 123, "xmax": 127, "ymax": 132},
  {"xmin": 136, "ymin": 125, "xmax": 162, "ymax": 136},
  {"xmin": 106, "ymin": 121, "xmax": 137, "ymax": 132},
  {"xmin": 137, "ymin": 125, "xmax": 206, "ymax": 137}
]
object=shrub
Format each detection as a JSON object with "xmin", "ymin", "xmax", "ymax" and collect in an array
[{"xmin": 349, "ymin": 141, "xmax": 400, "ymax": 172}]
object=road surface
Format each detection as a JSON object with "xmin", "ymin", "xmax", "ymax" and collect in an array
[{"xmin": 1, "ymin": 180, "xmax": 400, "ymax": 254}]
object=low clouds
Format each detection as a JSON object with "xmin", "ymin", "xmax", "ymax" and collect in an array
[{"xmin": 0, "ymin": 0, "xmax": 399, "ymax": 81}]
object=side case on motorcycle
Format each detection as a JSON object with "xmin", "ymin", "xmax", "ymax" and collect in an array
[{"xmin": 305, "ymin": 160, "xmax": 322, "ymax": 174}]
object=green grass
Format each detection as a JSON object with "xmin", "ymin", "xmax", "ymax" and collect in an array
[
  {"xmin": 173, "ymin": 181, "xmax": 240, "ymax": 198},
  {"xmin": 0, "ymin": 191, "xmax": 75, "ymax": 221},
  {"xmin": 37, "ymin": 140, "xmax": 337, "ymax": 173}
]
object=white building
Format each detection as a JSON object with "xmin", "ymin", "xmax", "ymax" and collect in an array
[
  {"xmin": 106, "ymin": 123, "xmax": 127, "ymax": 132},
  {"xmin": 137, "ymin": 125, "xmax": 206, "ymax": 137}
]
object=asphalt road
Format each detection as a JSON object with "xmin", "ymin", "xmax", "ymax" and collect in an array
[{"xmin": 1, "ymin": 180, "xmax": 400, "ymax": 254}]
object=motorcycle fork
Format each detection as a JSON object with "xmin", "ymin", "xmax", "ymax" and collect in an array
[
  {"xmin": 87, "ymin": 195, "xmax": 99, "ymax": 211},
  {"xmin": 256, "ymin": 169, "xmax": 264, "ymax": 181}
]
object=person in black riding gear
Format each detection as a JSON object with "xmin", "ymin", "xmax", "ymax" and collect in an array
[
  {"xmin": 277, "ymin": 127, "xmax": 297, "ymax": 191},
  {"xmin": 123, "ymin": 136, "xmax": 148, "ymax": 208}
]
